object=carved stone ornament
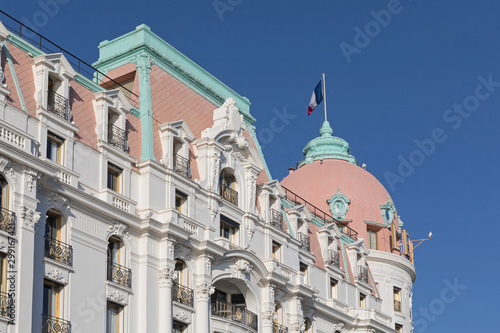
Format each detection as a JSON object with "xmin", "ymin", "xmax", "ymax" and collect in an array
[
  {"xmin": 204, "ymin": 255, "xmax": 213, "ymax": 273},
  {"xmin": 234, "ymin": 259, "xmax": 252, "ymax": 274},
  {"xmin": 0, "ymin": 241, "xmax": 6, "ymax": 253},
  {"xmin": 246, "ymin": 219, "xmax": 256, "ymax": 242},
  {"xmin": 108, "ymin": 222, "xmax": 129, "ymax": 239},
  {"xmin": 158, "ymin": 268, "xmax": 177, "ymax": 287},
  {"xmin": 174, "ymin": 243, "xmax": 191, "ymax": 259},
  {"xmin": 290, "ymin": 321, "xmax": 306, "ymax": 332},
  {"xmin": 167, "ymin": 238, "xmax": 176, "ymax": 258},
  {"xmin": 261, "ymin": 310, "xmax": 277, "ymax": 323},
  {"xmin": 333, "ymin": 322, "xmax": 346, "ymax": 333},
  {"xmin": 174, "ymin": 310, "xmax": 190, "ymax": 322},
  {"xmin": 25, "ymin": 173, "xmax": 40, "ymax": 192},
  {"xmin": 20, "ymin": 206, "xmax": 41, "ymax": 230},
  {"xmin": 46, "ymin": 269, "xmax": 67, "ymax": 284},
  {"xmin": 196, "ymin": 283, "xmax": 215, "ymax": 300},
  {"xmin": 108, "ymin": 291, "xmax": 127, "ymax": 305}
]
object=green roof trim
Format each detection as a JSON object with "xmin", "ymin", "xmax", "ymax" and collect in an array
[
  {"xmin": 297, "ymin": 120, "xmax": 357, "ymax": 168},
  {"xmin": 93, "ymin": 24, "xmax": 254, "ymax": 124}
]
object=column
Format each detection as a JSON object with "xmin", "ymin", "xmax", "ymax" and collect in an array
[
  {"xmin": 261, "ymin": 284, "xmax": 276, "ymax": 333},
  {"xmin": 195, "ymin": 283, "xmax": 214, "ymax": 333},
  {"xmin": 158, "ymin": 267, "xmax": 177, "ymax": 332}
]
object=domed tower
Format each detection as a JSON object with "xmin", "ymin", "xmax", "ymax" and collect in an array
[{"xmin": 281, "ymin": 120, "xmax": 415, "ymax": 332}]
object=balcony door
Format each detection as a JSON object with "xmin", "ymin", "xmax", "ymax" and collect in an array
[{"xmin": 43, "ymin": 280, "xmax": 61, "ymax": 317}]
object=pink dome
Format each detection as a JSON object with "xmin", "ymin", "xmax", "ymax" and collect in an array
[{"xmin": 281, "ymin": 159, "xmax": 398, "ymax": 253}]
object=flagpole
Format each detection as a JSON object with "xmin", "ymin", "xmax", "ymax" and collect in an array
[{"xmin": 322, "ymin": 73, "xmax": 327, "ymax": 122}]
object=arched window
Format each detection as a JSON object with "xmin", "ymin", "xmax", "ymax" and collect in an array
[
  {"xmin": 173, "ymin": 260, "xmax": 193, "ymax": 306},
  {"xmin": 304, "ymin": 318, "xmax": 312, "ymax": 333},
  {"xmin": 220, "ymin": 170, "xmax": 237, "ymax": 206},
  {"xmin": 107, "ymin": 236, "xmax": 131, "ymax": 288},
  {"xmin": 0, "ymin": 176, "xmax": 9, "ymax": 210},
  {"xmin": 274, "ymin": 301, "xmax": 285, "ymax": 330}
]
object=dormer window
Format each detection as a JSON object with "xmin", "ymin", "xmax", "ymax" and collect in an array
[
  {"xmin": 47, "ymin": 76, "xmax": 70, "ymax": 120},
  {"xmin": 220, "ymin": 170, "xmax": 238, "ymax": 206},
  {"xmin": 93, "ymin": 90, "xmax": 132, "ymax": 155},
  {"xmin": 33, "ymin": 53, "xmax": 76, "ymax": 123},
  {"xmin": 173, "ymin": 138, "xmax": 190, "ymax": 178},
  {"xmin": 159, "ymin": 121, "xmax": 195, "ymax": 179},
  {"xmin": 107, "ymin": 109, "xmax": 128, "ymax": 152}
]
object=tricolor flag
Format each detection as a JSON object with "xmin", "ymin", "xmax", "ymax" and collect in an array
[{"xmin": 308, "ymin": 79, "xmax": 324, "ymax": 115}]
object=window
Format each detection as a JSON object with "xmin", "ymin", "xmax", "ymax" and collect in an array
[
  {"xmin": 47, "ymin": 133, "xmax": 64, "ymax": 164},
  {"xmin": 45, "ymin": 212, "xmax": 61, "ymax": 241},
  {"xmin": 107, "ymin": 163, "xmax": 122, "ymax": 192},
  {"xmin": 330, "ymin": 278, "xmax": 338, "ymax": 299},
  {"xmin": 173, "ymin": 321, "xmax": 187, "ymax": 333},
  {"xmin": 0, "ymin": 253, "xmax": 6, "ymax": 293},
  {"xmin": 395, "ymin": 324, "xmax": 403, "ymax": 332},
  {"xmin": 0, "ymin": 176, "xmax": 9, "ymax": 210},
  {"xmin": 174, "ymin": 260, "xmax": 188, "ymax": 287},
  {"xmin": 175, "ymin": 191, "xmax": 188, "ymax": 215},
  {"xmin": 43, "ymin": 280, "xmax": 61, "ymax": 318},
  {"xmin": 300, "ymin": 262, "xmax": 308, "ymax": 285},
  {"xmin": 359, "ymin": 293, "xmax": 366, "ymax": 307},
  {"xmin": 220, "ymin": 170, "xmax": 237, "ymax": 205},
  {"xmin": 304, "ymin": 318, "xmax": 312, "ymax": 333},
  {"xmin": 107, "ymin": 236, "xmax": 122, "ymax": 265},
  {"xmin": 394, "ymin": 287, "xmax": 402, "ymax": 312},
  {"xmin": 106, "ymin": 302, "xmax": 122, "ymax": 333},
  {"xmin": 272, "ymin": 241, "xmax": 281, "ymax": 261},
  {"xmin": 367, "ymin": 229, "xmax": 378, "ymax": 250},
  {"xmin": 220, "ymin": 215, "xmax": 239, "ymax": 245}
]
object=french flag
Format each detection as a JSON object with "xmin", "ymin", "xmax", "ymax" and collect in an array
[{"xmin": 308, "ymin": 79, "xmax": 324, "ymax": 115}]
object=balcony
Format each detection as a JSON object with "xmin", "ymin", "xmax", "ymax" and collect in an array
[
  {"xmin": 47, "ymin": 90, "xmax": 70, "ymax": 121},
  {"xmin": 394, "ymin": 299, "xmax": 401, "ymax": 312},
  {"xmin": 274, "ymin": 323, "xmax": 288, "ymax": 333},
  {"xmin": 269, "ymin": 208, "xmax": 283, "ymax": 230},
  {"xmin": 107, "ymin": 124, "xmax": 128, "ymax": 152},
  {"xmin": 326, "ymin": 249, "xmax": 340, "ymax": 268},
  {"xmin": 173, "ymin": 153, "xmax": 191, "ymax": 178},
  {"xmin": 220, "ymin": 184, "xmax": 238, "ymax": 206},
  {"xmin": 211, "ymin": 300, "xmax": 258, "ymax": 331},
  {"xmin": 44, "ymin": 237, "xmax": 73, "ymax": 267},
  {"xmin": 42, "ymin": 314, "xmax": 71, "ymax": 333},
  {"xmin": 0, "ymin": 207, "xmax": 15, "ymax": 236},
  {"xmin": 297, "ymin": 232, "xmax": 310, "ymax": 251},
  {"xmin": 357, "ymin": 266, "xmax": 369, "ymax": 284},
  {"xmin": 172, "ymin": 282, "xmax": 194, "ymax": 307},
  {"xmin": 107, "ymin": 261, "xmax": 132, "ymax": 289}
]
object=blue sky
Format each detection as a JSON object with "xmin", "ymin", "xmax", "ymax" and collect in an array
[{"xmin": 2, "ymin": 1, "xmax": 498, "ymax": 331}]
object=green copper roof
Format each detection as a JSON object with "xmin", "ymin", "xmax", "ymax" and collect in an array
[{"xmin": 297, "ymin": 121, "xmax": 357, "ymax": 168}]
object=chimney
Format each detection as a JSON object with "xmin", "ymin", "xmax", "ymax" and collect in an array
[{"xmin": 288, "ymin": 167, "xmax": 295, "ymax": 175}]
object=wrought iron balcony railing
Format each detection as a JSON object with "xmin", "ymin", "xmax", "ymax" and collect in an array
[
  {"xmin": 357, "ymin": 266, "xmax": 369, "ymax": 284},
  {"xmin": 173, "ymin": 154, "xmax": 191, "ymax": 178},
  {"xmin": 326, "ymin": 249, "xmax": 340, "ymax": 268},
  {"xmin": 220, "ymin": 184, "xmax": 238, "ymax": 206},
  {"xmin": 0, "ymin": 207, "xmax": 15, "ymax": 236},
  {"xmin": 281, "ymin": 185, "xmax": 358, "ymax": 240},
  {"xmin": 47, "ymin": 90, "xmax": 70, "ymax": 121},
  {"xmin": 211, "ymin": 300, "xmax": 258, "ymax": 330},
  {"xmin": 0, "ymin": 291, "xmax": 8, "ymax": 317},
  {"xmin": 172, "ymin": 282, "xmax": 194, "ymax": 307},
  {"xmin": 107, "ymin": 261, "xmax": 132, "ymax": 289},
  {"xmin": 107, "ymin": 124, "xmax": 128, "ymax": 152},
  {"xmin": 269, "ymin": 208, "xmax": 283, "ymax": 230},
  {"xmin": 274, "ymin": 323, "xmax": 288, "ymax": 333},
  {"xmin": 42, "ymin": 314, "xmax": 71, "ymax": 333},
  {"xmin": 394, "ymin": 299, "xmax": 402, "ymax": 312},
  {"xmin": 44, "ymin": 237, "xmax": 73, "ymax": 267},
  {"xmin": 297, "ymin": 232, "xmax": 310, "ymax": 251}
]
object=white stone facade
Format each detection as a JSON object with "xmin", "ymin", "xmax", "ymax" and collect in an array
[{"xmin": 0, "ymin": 19, "xmax": 415, "ymax": 333}]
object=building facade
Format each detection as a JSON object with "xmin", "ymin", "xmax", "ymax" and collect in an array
[{"xmin": 0, "ymin": 17, "xmax": 415, "ymax": 333}]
